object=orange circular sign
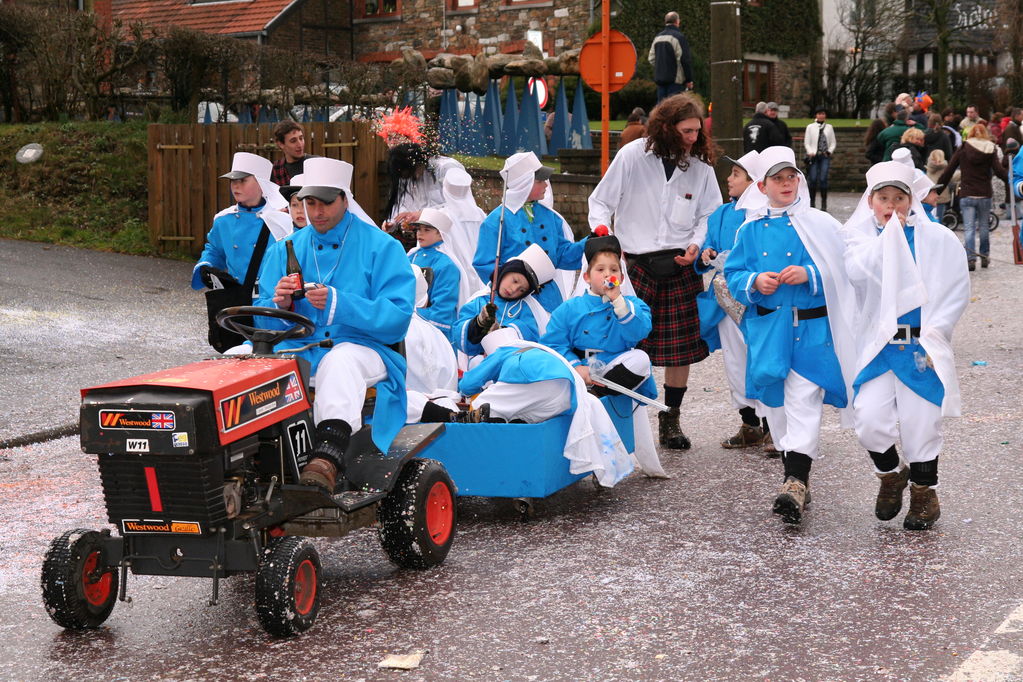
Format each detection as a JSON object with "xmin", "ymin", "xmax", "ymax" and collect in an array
[{"xmin": 579, "ymin": 29, "xmax": 637, "ymax": 94}]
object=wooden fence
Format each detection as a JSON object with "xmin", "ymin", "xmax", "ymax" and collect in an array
[{"xmin": 147, "ymin": 122, "xmax": 388, "ymax": 258}]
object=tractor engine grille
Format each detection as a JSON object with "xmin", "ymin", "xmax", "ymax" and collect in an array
[{"xmin": 97, "ymin": 454, "xmax": 228, "ymax": 532}]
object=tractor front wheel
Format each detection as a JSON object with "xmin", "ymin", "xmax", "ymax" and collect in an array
[
  {"xmin": 255, "ymin": 536, "xmax": 321, "ymax": 637},
  {"xmin": 41, "ymin": 529, "xmax": 118, "ymax": 629}
]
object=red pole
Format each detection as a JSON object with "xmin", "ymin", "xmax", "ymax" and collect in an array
[{"xmin": 601, "ymin": 0, "xmax": 610, "ymax": 175}]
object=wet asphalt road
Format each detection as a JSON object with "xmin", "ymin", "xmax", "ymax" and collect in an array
[{"xmin": 2, "ymin": 201, "xmax": 1023, "ymax": 681}]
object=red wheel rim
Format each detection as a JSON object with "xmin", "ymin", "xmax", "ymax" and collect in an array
[
  {"xmin": 293, "ymin": 558, "xmax": 317, "ymax": 616},
  {"xmin": 82, "ymin": 550, "xmax": 113, "ymax": 607},
  {"xmin": 424, "ymin": 481, "xmax": 454, "ymax": 546}
]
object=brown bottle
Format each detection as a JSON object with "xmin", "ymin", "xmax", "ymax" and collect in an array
[{"xmin": 285, "ymin": 240, "xmax": 305, "ymax": 301}]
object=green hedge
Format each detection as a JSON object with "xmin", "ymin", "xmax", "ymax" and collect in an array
[{"xmin": 0, "ymin": 122, "xmax": 155, "ymax": 256}]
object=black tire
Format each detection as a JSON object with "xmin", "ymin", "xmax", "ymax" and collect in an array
[
  {"xmin": 378, "ymin": 459, "xmax": 456, "ymax": 569},
  {"xmin": 942, "ymin": 211, "xmax": 960, "ymax": 230},
  {"xmin": 990, "ymin": 212, "xmax": 999, "ymax": 232},
  {"xmin": 255, "ymin": 536, "xmax": 321, "ymax": 637},
  {"xmin": 41, "ymin": 528, "xmax": 118, "ymax": 629}
]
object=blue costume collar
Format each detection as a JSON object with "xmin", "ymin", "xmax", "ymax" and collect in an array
[{"xmin": 309, "ymin": 210, "xmax": 354, "ymax": 246}]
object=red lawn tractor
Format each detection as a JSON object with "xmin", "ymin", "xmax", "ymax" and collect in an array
[{"xmin": 40, "ymin": 307, "xmax": 456, "ymax": 636}]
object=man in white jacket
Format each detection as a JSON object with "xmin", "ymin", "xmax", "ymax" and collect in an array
[{"xmin": 803, "ymin": 107, "xmax": 837, "ymax": 211}]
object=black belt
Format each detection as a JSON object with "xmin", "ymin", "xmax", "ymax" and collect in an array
[{"xmin": 756, "ymin": 305, "xmax": 828, "ymax": 322}]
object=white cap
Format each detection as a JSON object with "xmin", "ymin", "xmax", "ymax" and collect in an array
[
  {"xmin": 297, "ymin": 157, "xmax": 354, "ymax": 202},
  {"xmin": 730, "ymin": 150, "xmax": 760, "ymax": 175},
  {"xmin": 414, "ymin": 207, "xmax": 453, "ymax": 233},
  {"xmin": 891, "ymin": 147, "xmax": 914, "ymax": 169},
  {"xmin": 481, "ymin": 327, "xmax": 522, "ymax": 356},
  {"xmin": 912, "ymin": 170, "xmax": 934, "ymax": 201},
  {"xmin": 220, "ymin": 152, "xmax": 273, "ymax": 180},
  {"xmin": 500, "ymin": 152, "xmax": 542, "ymax": 185},
  {"xmin": 866, "ymin": 161, "xmax": 915, "ymax": 195},
  {"xmin": 443, "ymin": 167, "xmax": 474, "ymax": 197},
  {"xmin": 759, "ymin": 146, "xmax": 798, "ymax": 178},
  {"xmin": 510, "ymin": 243, "xmax": 556, "ymax": 286},
  {"xmin": 288, "ymin": 173, "xmax": 305, "ymax": 186}
]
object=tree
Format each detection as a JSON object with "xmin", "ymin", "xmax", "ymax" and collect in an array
[
  {"xmin": 996, "ymin": 0, "xmax": 1023, "ymax": 104},
  {"xmin": 907, "ymin": 0, "xmax": 996, "ymax": 105},
  {"xmin": 66, "ymin": 14, "xmax": 155, "ymax": 120},
  {"xmin": 0, "ymin": 5, "xmax": 35, "ymax": 122},
  {"xmin": 824, "ymin": 0, "xmax": 903, "ymax": 117}
]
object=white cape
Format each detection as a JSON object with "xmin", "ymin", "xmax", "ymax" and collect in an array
[
  {"xmin": 511, "ymin": 340, "xmax": 634, "ymax": 487},
  {"xmin": 407, "ymin": 242, "xmax": 474, "ymax": 307},
  {"xmin": 843, "ymin": 211, "xmax": 970, "ymax": 416}
]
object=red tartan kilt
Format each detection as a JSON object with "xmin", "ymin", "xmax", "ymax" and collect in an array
[{"xmin": 629, "ymin": 261, "xmax": 709, "ymax": 366}]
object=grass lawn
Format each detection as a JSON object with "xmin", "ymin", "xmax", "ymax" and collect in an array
[{"xmin": 589, "ymin": 118, "xmax": 867, "ymax": 130}]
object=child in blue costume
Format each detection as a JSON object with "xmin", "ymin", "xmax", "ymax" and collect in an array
[
  {"xmin": 407, "ymin": 207, "xmax": 468, "ymax": 340},
  {"xmin": 192, "ymin": 152, "xmax": 292, "ymax": 291},
  {"xmin": 843, "ymin": 162, "xmax": 969, "ymax": 531},
  {"xmin": 255, "ymin": 158, "xmax": 415, "ymax": 493},
  {"xmin": 724, "ymin": 146, "xmax": 857, "ymax": 525},
  {"xmin": 454, "ymin": 243, "xmax": 555, "ymax": 360},
  {"xmin": 542, "ymin": 235, "xmax": 656, "ymax": 400},
  {"xmin": 694, "ymin": 150, "xmax": 771, "ymax": 452},
  {"xmin": 472, "ymin": 152, "xmax": 587, "ymax": 313}
]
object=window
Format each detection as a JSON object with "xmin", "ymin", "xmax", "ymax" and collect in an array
[
  {"xmin": 359, "ymin": 0, "xmax": 399, "ymax": 18},
  {"xmin": 742, "ymin": 60, "xmax": 774, "ymax": 106},
  {"xmin": 449, "ymin": 0, "xmax": 478, "ymax": 8}
]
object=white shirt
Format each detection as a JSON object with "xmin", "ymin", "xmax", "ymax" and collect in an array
[{"xmin": 588, "ymin": 138, "xmax": 721, "ymax": 254}]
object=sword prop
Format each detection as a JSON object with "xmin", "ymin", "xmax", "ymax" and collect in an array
[
  {"xmin": 490, "ymin": 176, "xmax": 509, "ymax": 303},
  {"xmin": 590, "ymin": 376, "xmax": 669, "ymax": 412}
]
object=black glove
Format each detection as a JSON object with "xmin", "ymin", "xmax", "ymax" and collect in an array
[
  {"xmin": 476, "ymin": 302, "xmax": 497, "ymax": 331},
  {"xmin": 199, "ymin": 265, "xmax": 238, "ymax": 289}
]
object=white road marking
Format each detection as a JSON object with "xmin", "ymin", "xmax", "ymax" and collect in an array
[
  {"xmin": 995, "ymin": 603, "xmax": 1023, "ymax": 634},
  {"xmin": 941, "ymin": 602, "xmax": 1023, "ymax": 681}
]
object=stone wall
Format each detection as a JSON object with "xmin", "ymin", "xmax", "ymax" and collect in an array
[
  {"xmin": 269, "ymin": 0, "xmax": 353, "ymax": 58},
  {"xmin": 792, "ymin": 126, "xmax": 872, "ymax": 192},
  {"xmin": 772, "ymin": 56, "xmax": 814, "ymax": 118},
  {"xmin": 353, "ymin": 0, "xmax": 591, "ymax": 62}
]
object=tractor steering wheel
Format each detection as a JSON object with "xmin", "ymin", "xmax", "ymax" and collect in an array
[{"xmin": 216, "ymin": 306, "xmax": 315, "ymax": 355}]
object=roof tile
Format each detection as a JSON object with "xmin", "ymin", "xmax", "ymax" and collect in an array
[{"xmin": 112, "ymin": 0, "xmax": 294, "ymax": 35}]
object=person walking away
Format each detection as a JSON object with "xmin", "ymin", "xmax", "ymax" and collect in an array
[
  {"xmin": 620, "ymin": 107, "xmax": 648, "ymax": 145},
  {"xmin": 1001, "ymin": 108, "xmax": 1023, "ymax": 151},
  {"xmin": 842, "ymin": 161, "xmax": 970, "ymax": 530},
  {"xmin": 723, "ymin": 146, "xmax": 857, "ymax": 525},
  {"xmin": 648, "ymin": 11, "xmax": 694, "ymax": 103},
  {"xmin": 924, "ymin": 113, "xmax": 953, "ymax": 164},
  {"xmin": 803, "ymin": 107, "xmax": 836, "ymax": 210},
  {"xmin": 937, "ymin": 122, "xmax": 1007, "ymax": 270},
  {"xmin": 864, "ymin": 119, "xmax": 887, "ymax": 165},
  {"xmin": 878, "ymin": 110, "xmax": 922, "ymax": 161},
  {"xmin": 589, "ymin": 92, "xmax": 722, "ymax": 450}
]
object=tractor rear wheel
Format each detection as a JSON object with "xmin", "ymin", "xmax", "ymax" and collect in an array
[
  {"xmin": 255, "ymin": 536, "xmax": 321, "ymax": 636},
  {"xmin": 41, "ymin": 529, "xmax": 118, "ymax": 629},
  {"xmin": 378, "ymin": 459, "xmax": 456, "ymax": 569}
]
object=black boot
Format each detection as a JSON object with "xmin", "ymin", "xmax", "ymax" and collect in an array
[
  {"xmin": 809, "ymin": 186, "xmax": 817, "ymax": 208},
  {"xmin": 657, "ymin": 407, "xmax": 691, "ymax": 450},
  {"xmin": 820, "ymin": 190, "xmax": 828, "ymax": 212},
  {"xmin": 300, "ymin": 419, "xmax": 351, "ymax": 492}
]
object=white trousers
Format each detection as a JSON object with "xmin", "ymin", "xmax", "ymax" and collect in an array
[
  {"xmin": 601, "ymin": 348, "xmax": 652, "ymax": 381},
  {"xmin": 853, "ymin": 371, "xmax": 943, "ymax": 465},
  {"xmin": 405, "ymin": 390, "xmax": 459, "ymax": 423},
  {"xmin": 718, "ymin": 317, "xmax": 758, "ymax": 411},
  {"xmin": 773, "ymin": 371, "xmax": 825, "ymax": 460},
  {"xmin": 313, "ymin": 342, "xmax": 387, "ymax": 430},
  {"xmin": 470, "ymin": 378, "xmax": 573, "ymax": 423}
]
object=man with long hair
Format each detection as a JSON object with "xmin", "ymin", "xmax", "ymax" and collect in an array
[{"xmin": 588, "ymin": 93, "xmax": 721, "ymax": 450}]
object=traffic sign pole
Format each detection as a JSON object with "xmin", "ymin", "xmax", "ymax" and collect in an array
[{"xmin": 601, "ymin": 0, "xmax": 610, "ymax": 174}]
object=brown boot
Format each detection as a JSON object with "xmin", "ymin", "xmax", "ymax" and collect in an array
[
  {"xmin": 875, "ymin": 467, "xmax": 910, "ymax": 520},
  {"xmin": 773, "ymin": 476, "xmax": 807, "ymax": 524},
  {"xmin": 903, "ymin": 484, "xmax": 940, "ymax": 530},
  {"xmin": 761, "ymin": 431, "xmax": 780, "ymax": 458},
  {"xmin": 300, "ymin": 457, "xmax": 338, "ymax": 492},
  {"xmin": 721, "ymin": 423, "xmax": 765, "ymax": 449},
  {"xmin": 657, "ymin": 407, "xmax": 691, "ymax": 450}
]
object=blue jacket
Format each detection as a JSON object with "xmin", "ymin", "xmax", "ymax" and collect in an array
[
  {"xmin": 408, "ymin": 242, "xmax": 461, "ymax": 339},
  {"xmin": 254, "ymin": 211, "xmax": 415, "ymax": 453},
  {"xmin": 541, "ymin": 292, "xmax": 656, "ymax": 398},
  {"xmin": 192, "ymin": 202, "xmax": 268, "ymax": 290},
  {"xmin": 724, "ymin": 213, "xmax": 847, "ymax": 409},
  {"xmin": 453, "ymin": 293, "xmax": 542, "ymax": 357},
  {"xmin": 472, "ymin": 202, "xmax": 585, "ymax": 312},
  {"xmin": 459, "ymin": 345, "xmax": 576, "ymax": 417},
  {"xmin": 695, "ymin": 200, "xmax": 748, "ymax": 352}
]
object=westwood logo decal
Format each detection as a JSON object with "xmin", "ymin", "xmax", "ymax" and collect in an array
[
  {"xmin": 219, "ymin": 372, "xmax": 303, "ymax": 432},
  {"xmin": 99, "ymin": 410, "xmax": 176, "ymax": 431}
]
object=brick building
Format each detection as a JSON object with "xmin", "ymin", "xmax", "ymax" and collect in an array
[{"xmin": 350, "ymin": 0, "xmax": 592, "ymax": 62}]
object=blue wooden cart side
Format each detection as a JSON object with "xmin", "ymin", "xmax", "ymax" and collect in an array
[{"xmin": 417, "ymin": 395, "xmax": 636, "ymax": 499}]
